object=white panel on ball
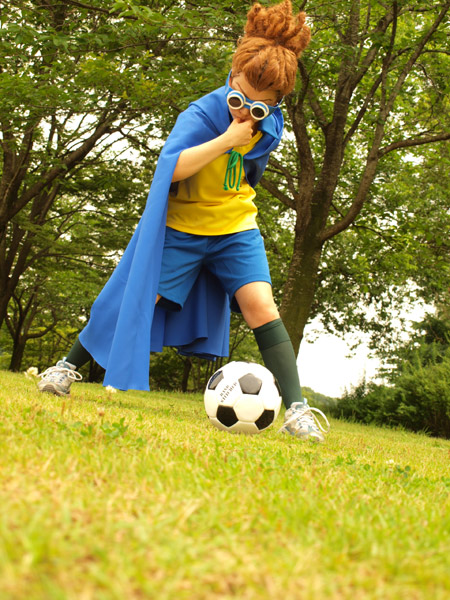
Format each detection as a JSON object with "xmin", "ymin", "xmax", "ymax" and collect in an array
[{"xmin": 204, "ymin": 361, "xmax": 282, "ymax": 435}]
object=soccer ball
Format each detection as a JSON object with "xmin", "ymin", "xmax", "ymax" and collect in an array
[{"xmin": 204, "ymin": 361, "xmax": 282, "ymax": 434}]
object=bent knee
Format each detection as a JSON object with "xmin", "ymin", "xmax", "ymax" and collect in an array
[
  {"xmin": 234, "ymin": 282, "xmax": 279, "ymax": 329},
  {"xmin": 240, "ymin": 298, "xmax": 280, "ymax": 329}
]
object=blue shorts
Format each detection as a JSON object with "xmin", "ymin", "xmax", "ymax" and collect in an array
[{"xmin": 158, "ymin": 227, "xmax": 271, "ymax": 313}]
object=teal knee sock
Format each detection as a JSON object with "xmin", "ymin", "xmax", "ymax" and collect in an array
[
  {"xmin": 253, "ymin": 318, "xmax": 303, "ymax": 409},
  {"xmin": 65, "ymin": 338, "xmax": 92, "ymax": 369}
]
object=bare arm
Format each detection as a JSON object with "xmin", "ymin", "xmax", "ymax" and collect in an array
[{"xmin": 171, "ymin": 118, "xmax": 255, "ymax": 182}]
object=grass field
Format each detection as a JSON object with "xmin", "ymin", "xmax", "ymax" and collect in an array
[{"xmin": 1, "ymin": 370, "xmax": 449, "ymax": 600}]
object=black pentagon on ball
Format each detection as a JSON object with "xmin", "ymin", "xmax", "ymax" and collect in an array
[
  {"xmin": 208, "ymin": 370, "xmax": 224, "ymax": 390},
  {"xmin": 255, "ymin": 409, "xmax": 275, "ymax": 430},
  {"xmin": 217, "ymin": 405, "xmax": 239, "ymax": 427},
  {"xmin": 238, "ymin": 373, "xmax": 262, "ymax": 395}
]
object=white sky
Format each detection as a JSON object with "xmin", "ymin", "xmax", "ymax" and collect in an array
[
  {"xmin": 298, "ymin": 326, "xmax": 380, "ymax": 398},
  {"xmin": 297, "ymin": 302, "xmax": 433, "ymax": 398}
]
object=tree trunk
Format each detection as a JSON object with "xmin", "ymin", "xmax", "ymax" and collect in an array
[
  {"xmin": 0, "ymin": 289, "xmax": 10, "ymax": 330},
  {"xmin": 88, "ymin": 360, "xmax": 105, "ymax": 383},
  {"xmin": 280, "ymin": 225, "xmax": 324, "ymax": 354},
  {"xmin": 9, "ymin": 337, "xmax": 26, "ymax": 372},
  {"xmin": 181, "ymin": 358, "xmax": 192, "ymax": 392}
]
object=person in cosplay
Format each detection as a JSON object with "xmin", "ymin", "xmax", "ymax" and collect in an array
[{"xmin": 38, "ymin": 0, "xmax": 330, "ymax": 441}]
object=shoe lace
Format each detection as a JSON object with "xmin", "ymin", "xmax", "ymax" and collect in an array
[
  {"xmin": 282, "ymin": 402, "xmax": 330, "ymax": 434},
  {"xmin": 39, "ymin": 365, "xmax": 83, "ymax": 382}
]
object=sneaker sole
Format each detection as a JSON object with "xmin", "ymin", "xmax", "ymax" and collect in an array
[
  {"xmin": 280, "ymin": 428, "xmax": 324, "ymax": 442},
  {"xmin": 38, "ymin": 383, "xmax": 70, "ymax": 397}
]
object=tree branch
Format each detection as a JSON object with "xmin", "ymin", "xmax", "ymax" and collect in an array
[
  {"xmin": 0, "ymin": 109, "xmax": 122, "ymax": 228},
  {"xmin": 259, "ymin": 175, "xmax": 295, "ymax": 211},
  {"xmin": 384, "ymin": 0, "xmax": 450, "ymax": 118},
  {"xmin": 344, "ymin": 73, "xmax": 383, "ymax": 145},
  {"xmin": 266, "ymin": 156, "xmax": 299, "ymax": 201},
  {"xmin": 379, "ymin": 131, "xmax": 450, "ymax": 156},
  {"xmin": 301, "ymin": 60, "xmax": 328, "ymax": 131}
]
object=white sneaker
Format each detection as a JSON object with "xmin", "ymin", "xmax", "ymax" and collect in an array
[
  {"xmin": 279, "ymin": 399, "xmax": 330, "ymax": 442},
  {"xmin": 38, "ymin": 359, "xmax": 82, "ymax": 396}
]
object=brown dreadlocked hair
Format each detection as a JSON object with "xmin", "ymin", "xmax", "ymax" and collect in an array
[{"xmin": 232, "ymin": 0, "xmax": 311, "ymax": 98}]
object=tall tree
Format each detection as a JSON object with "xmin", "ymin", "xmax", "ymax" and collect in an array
[
  {"xmin": 0, "ymin": 0, "xmax": 234, "ymax": 327},
  {"xmin": 312, "ymin": 140, "xmax": 450, "ymax": 348},
  {"xmin": 261, "ymin": 0, "xmax": 450, "ymax": 351},
  {"xmin": 2, "ymin": 0, "xmax": 449, "ymax": 372},
  {"xmin": 2, "ymin": 159, "xmax": 147, "ymax": 371}
]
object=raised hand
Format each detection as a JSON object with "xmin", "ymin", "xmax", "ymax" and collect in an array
[{"xmin": 224, "ymin": 118, "xmax": 255, "ymax": 148}]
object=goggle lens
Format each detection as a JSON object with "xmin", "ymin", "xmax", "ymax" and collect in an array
[
  {"xmin": 228, "ymin": 95, "xmax": 243, "ymax": 109},
  {"xmin": 250, "ymin": 104, "xmax": 267, "ymax": 120},
  {"xmin": 226, "ymin": 91, "xmax": 274, "ymax": 121}
]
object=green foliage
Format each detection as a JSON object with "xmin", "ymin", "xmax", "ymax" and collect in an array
[
  {"xmin": 2, "ymin": 0, "xmax": 450, "ymax": 377},
  {"xmin": 303, "ymin": 386, "xmax": 337, "ymax": 412},
  {"xmin": 1, "ymin": 0, "xmax": 255, "ymax": 374},
  {"xmin": 333, "ymin": 314, "xmax": 450, "ymax": 438},
  {"xmin": 314, "ymin": 142, "xmax": 450, "ymax": 347},
  {"xmin": 254, "ymin": 186, "xmax": 294, "ymax": 308},
  {"xmin": 1, "ymin": 159, "xmax": 148, "ymax": 371},
  {"xmin": 261, "ymin": 0, "xmax": 450, "ymax": 350}
]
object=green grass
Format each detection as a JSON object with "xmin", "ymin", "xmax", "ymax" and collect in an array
[{"xmin": 1, "ymin": 370, "xmax": 449, "ymax": 600}]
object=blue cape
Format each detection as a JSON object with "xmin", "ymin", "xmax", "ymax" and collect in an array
[{"xmin": 79, "ymin": 78, "xmax": 284, "ymax": 390}]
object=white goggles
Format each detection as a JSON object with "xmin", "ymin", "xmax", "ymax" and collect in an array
[{"xmin": 226, "ymin": 90, "xmax": 279, "ymax": 121}]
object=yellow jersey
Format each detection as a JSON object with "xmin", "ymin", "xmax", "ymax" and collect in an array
[{"xmin": 166, "ymin": 131, "xmax": 263, "ymax": 235}]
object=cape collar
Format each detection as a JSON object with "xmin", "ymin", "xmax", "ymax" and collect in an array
[{"xmin": 189, "ymin": 74, "xmax": 284, "ymax": 153}]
